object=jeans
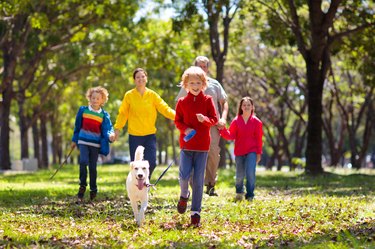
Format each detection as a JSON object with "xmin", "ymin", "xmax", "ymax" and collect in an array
[
  {"xmin": 78, "ymin": 144, "xmax": 99, "ymax": 193},
  {"xmin": 235, "ymin": 152, "xmax": 257, "ymax": 199},
  {"xmin": 129, "ymin": 134, "xmax": 157, "ymax": 178},
  {"xmin": 179, "ymin": 150, "xmax": 208, "ymax": 214}
]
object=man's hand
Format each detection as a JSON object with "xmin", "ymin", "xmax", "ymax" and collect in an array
[
  {"xmin": 216, "ymin": 118, "xmax": 226, "ymax": 129},
  {"xmin": 256, "ymin": 154, "xmax": 261, "ymax": 164}
]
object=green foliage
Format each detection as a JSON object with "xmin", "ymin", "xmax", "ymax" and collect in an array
[{"xmin": 0, "ymin": 166, "xmax": 374, "ymax": 248}]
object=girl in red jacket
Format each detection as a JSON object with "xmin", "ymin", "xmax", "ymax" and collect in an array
[
  {"xmin": 219, "ymin": 97, "xmax": 263, "ymax": 201},
  {"xmin": 175, "ymin": 66, "xmax": 218, "ymax": 227}
]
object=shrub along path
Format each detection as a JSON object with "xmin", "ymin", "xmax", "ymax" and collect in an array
[{"xmin": 0, "ymin": 165, "xmax": 374, "ymax": 248}]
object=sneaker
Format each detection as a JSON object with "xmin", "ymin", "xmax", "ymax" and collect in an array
[
  {"xmin": 177, "ymin": 193, "xmax": 190, "ymax": 214},
  {"xmin": 77, "ymin": 186, "xmax": 86, "ymax": 201},
  {"xmin": 235, "ymin": 193, "xmax": 245, "ymax": 201},
  {"xmin": 90, "ymin": 191, "xmax": 97, "ymax": 201},
  {"xmin": 190, "ymin": 213, "xmax": 201, "ymax": 227},
  {"xmin": 246, "ymin": 196, "xmax": 254, "ymax": 201},
  {"xmin": 208, "ymin": 187, "xmax": 218, "ymax": 196},
  {"xmin": 206, "ymin": 185, "xmax": 218, "ymax": 196}
]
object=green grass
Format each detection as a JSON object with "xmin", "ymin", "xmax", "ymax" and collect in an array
[{"xmin": 0, "ymin": 165, "xmax": 374, "ymax": 248}]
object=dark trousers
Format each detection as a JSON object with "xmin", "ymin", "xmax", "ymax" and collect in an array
[
  {"xmin": 129, "ymin": 134, "xmax": 157, "ymax": 178},
  {"xmin": 78, "ymin": 144, "xmax": 99, "ymax": 193}
]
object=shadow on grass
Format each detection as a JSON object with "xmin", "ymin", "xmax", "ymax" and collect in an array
[
  {"xmin": 219, "ymin": 168, "xmax": 375, "ymax": 197},
  {"xmin": 254, "ymin": 218, "xmax": 375, "ymax": 248}
]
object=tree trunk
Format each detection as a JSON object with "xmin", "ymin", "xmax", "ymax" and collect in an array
[
  {"xmin": 305, "ymin": 54, "xmax": 325, "ymax": 174},
  {"xmin": 32, "ymin": 120, "xmax": 41, "ymax": 168},
  {"xmin": 0, "ymin": 86, "xmax": 12, "ymax": 170},
  {"xmin": 18, "ymin": 95, "xmax": 30, "ymax": 159},
  {"xmin": 40, "ymin": 113, "xmax": 49, "ymax": 168}
]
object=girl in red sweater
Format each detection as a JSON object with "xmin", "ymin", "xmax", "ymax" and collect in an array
[
  {"xmin": 219, "ymin": 97, "xmax": 263, "ymax": 201},
  {"xmin": 175, "ymin": 66, "xmax": 218, "ymax": 227}
]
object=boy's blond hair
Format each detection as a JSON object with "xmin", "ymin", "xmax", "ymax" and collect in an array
[
  {"xmin": 86, "ymin": 86, "xmax": 109, "ymax": 106},
  {"xmin": 180, "ymin": 66, "xmax": 208, "ymax": 91}
]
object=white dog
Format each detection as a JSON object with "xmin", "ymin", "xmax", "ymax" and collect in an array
[{"xmin": 126, "ymin": 146, "xmax": 150, "ymax": 226}]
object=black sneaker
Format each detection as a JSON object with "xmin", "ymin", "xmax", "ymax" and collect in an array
[
  {"xmin": 206, "ymin": 185, "xmax": 218, "ymax": 196},
  {"xmin": 90, "ymin": 191, "xmax": 97, "ymax": 201},
  {"xmin": 190, "ymin": 213, "xmax": 201, "ymax": 227},
  {"xmin": 77, "ymin": 186, "xmax": 86, "ymax": 201}
]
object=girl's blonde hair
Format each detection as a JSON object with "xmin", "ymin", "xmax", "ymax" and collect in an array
[
  {"xmin": 238, "ymin": 96, "xmax": 255, "ymax": 116},
  {"xmin": 179, "ymin": 66, "xmax": 207, "ymax": 90},
  {"xmin": 86, "ymin": 86, "xmax": 109, "ymax": 106}
]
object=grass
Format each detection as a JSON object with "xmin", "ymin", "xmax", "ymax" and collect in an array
[{"xmin": 0, "ymin": 164, "xmax": 374, "ymax": 248}]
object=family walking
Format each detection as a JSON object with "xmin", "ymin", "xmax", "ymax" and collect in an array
[{"xmin": 71, "ymin": 56, "xmax": 263, "ymax": 227}]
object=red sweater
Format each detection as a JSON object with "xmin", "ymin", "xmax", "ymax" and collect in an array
[
  {"xmin": 175, "ymin": 92, "xmax": 218, "ymax": 151},
  {"xmin": 220, "ymin": 115, "xmax": 263, "ymax": 156}
]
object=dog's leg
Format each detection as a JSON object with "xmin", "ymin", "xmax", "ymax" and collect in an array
[
  {"xmin": 138, "ymin": 199, "xmax": 148, "ymax": 226},
  {"xmin": 130, "ymin": 201, "xmax": 139, "ymax": 224}
]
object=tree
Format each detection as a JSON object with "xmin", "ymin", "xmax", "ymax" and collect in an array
[
  {"xmin": 171, "ymin": 0, "xmax": 243, "ymax": 167},
  {"xmin": 253, "ymin": 0, "xmax": 375, "ymax": 174},
  {"xmin": 0, "ymin": 0, "xmax": 139, "ymax": 169}
]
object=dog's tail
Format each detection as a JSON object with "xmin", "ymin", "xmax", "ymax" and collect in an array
[{"xmin": 134, "ymin": 146, "xmax": 145, "ymax": 161}]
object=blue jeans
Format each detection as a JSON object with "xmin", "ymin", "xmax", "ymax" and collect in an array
[
  {"xmin": 179, "ymin": 150, "xmax": 208, "ymax": 213},
  {"xmin": 78, "ymin": 144, "xmax": 99, "ymax": 193},
  {"xmin": 129, "ymin": 134, "xmax": 157, "ymax": 178},
  {"xmin": 235, "ymin": 152, "xmax": 257, "ymax": 199}
]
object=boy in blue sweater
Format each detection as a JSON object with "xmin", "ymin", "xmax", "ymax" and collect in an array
[{"xmin": 72, "ymin": 86, "xmax": 115, "ymax": 202}]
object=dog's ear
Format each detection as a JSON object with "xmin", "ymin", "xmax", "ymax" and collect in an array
[{"xmin": 130, "ymin": 162, "xmax": 135, "ymax": 170}]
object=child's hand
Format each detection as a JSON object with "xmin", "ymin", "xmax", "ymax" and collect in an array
[
  {"xmin": 109, "ymin": 133, "xmax": 116, "ymax": 142},
  {"xmin": 184, "ymin": 128, "xmax": 194, "ymax": 135},
  {"xmin": 71, "ymin": 142, "xmax": 77, "ymax": 149},
  {"xmin": 196, "ymin": 113, "xmax": 205, "ymax": 122}
]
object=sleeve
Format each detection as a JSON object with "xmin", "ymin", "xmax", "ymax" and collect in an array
[
  {"xmin": 174, "ymin": 100, "xmax": 189, "ymax": 133},
  {"xmin": 256, "ymin": 120, "xmax": 263, "ymax": 154},
  {"xmin": 154, "ymin": 92, "xmax": 175, "ymax": 121},
  {"xmin": 114, "ymin": 93, "xmax": 129, "ymax": 130},
  {"xmin": 102, "ymin": 111, "xmax": 114, "ymax": 142},
  {"xmin": 219, "ymin": 119, "xmax": 237, "ymax": 141},
  {"xmin": 201, "ymin": 97, "xmax": 218, "ymax": 127},
  {"xmin": 72, "ymin": 106, "xmax": 85, "ymax": 143}
]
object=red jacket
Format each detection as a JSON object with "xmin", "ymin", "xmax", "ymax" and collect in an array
[
  {"xmin": 220, "ymin": 115, "xmax": 263, "ymax": 156},
  {"xmin": 175, "ymin": 92, "xmax": 218, "ymax": 151}
]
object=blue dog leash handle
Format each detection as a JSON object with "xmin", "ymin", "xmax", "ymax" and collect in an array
[{"xmin": 183, "ymin": 129, "xmax": 196, "ymax": 142}]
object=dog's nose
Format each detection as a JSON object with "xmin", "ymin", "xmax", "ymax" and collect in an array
[{"xmin": 137, "ymin": 174, "xmax": 144, "ymax": 178}]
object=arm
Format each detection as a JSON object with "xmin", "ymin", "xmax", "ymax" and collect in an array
[
  {"xmin": 217, "ymin": 99, "xmax": 228, "ymax": 129},
  {"xmin": 219, "ymin": 119, "xmax": 237, "ymax": 141},
  {"xmin": 155, "ymin": 92, "xmax": 176, "ymax": 121},
  {"xmin": 113, "ymin": 93, "xmax": 129, "ymax": 139},
  {"xmin": 102, "ymin": 111, "xmax": 115, "ymax": 142},
  {"xmin": 256, "ymin": 119, "xmax": 263, "ymax": 163},
  {"xmin": 72, "ymin": 107, "xmax": 84, "ymax": 143},
  {"xmin": 174, "ymin": 100, "xmax": 189, "ymax": 134},
  {"xmin": 196, "ymin": 97, "xmax": 218, "ymax": 126}
]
